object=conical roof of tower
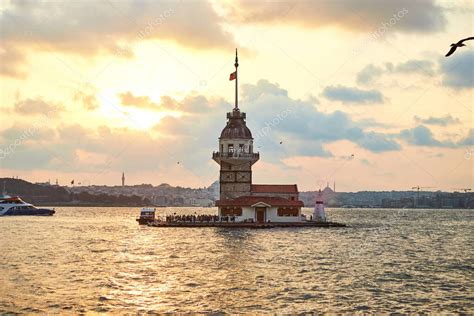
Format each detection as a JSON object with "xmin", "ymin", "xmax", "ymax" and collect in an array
[{"xmin": 220, "ymin": 108, "xmax": 253, "ymax": 139}]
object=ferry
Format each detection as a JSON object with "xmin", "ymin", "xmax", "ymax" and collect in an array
[
  {"xmin": 136, "ymin": 207, "xmax": 156, "ymax": 225},
  {"xmin": 0, "ymin": 196, "xmax": 55, "ymax": 216}
]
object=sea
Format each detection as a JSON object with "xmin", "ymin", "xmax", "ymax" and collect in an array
[{"xmin": 0, "ymin": 207, "xmax": 472, "ymax": 314}]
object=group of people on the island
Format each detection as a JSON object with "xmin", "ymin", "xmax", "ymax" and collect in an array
[{"xmin": 164, "ymin": 214, "xmax": 238, "ymax": 223}]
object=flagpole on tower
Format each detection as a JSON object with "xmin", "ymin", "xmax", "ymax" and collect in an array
[{"xmin": 234, "ymin": 48, "xmax": 238, "ymax": 110}]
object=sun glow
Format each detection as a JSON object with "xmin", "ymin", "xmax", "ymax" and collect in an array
[
  {"xmin": 119, "ymin": 108, "xmax": 170, "ymax": 130},
  {"xmin": 93, "ymin": 89, "xmax": 176, "ymax": 130}
]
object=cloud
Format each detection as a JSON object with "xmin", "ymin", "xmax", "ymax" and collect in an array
[
  {"xmin": 459, "ymin": 129, "xmax": 474, "ymax": 146},
  {"xmin": 356, "ymin": 64, "xmax": 385, "ymax": 85},
  {"xmin": 393, "ymin": 60, "xmax": 436, "ymax": 76},
  {"xmin": 0, "ymin": 46, "xmax": 26, "ymax": 79},
  {"xmin": 1, "ymin": 80, "xmax": 401, "ymax": 175},
  {"xmin": 1, "ymin": 125, "xmax": 56, "ymax": 141},
  {"xmin": 8, "ymin": 80, "xmax": 473, "ymax": 183},
  {"xmin": 240, "ymin": 79, "xmax": 288, "ymax": 100},
  {"xmin": 322, "ymin": 85, "xmax": 384, "ymax": 104},
  {"xmin": 74, "ymin": 92, "xmax": 99, "ymax": 111},
  {"xmin": 399, "ymin": 125, "xmax": 455, "ymax": 147},
  {"xmin": 0, "ymin": 1, "xmax": 235, "ymax": 78},
  {"xmin": 118, "ymin": 91, "xmax": 226, "ymax": 113},
  {"xmin": 440, "ymin": 51, "xmax": 474, "ymax": 89},
  {"xmin": 172, "ymin": 94, "xmax": 227, "ymax": 114},
  {"xmin": 224, "ymin": 0, "xmax": 445, "ymax": 33},
  {"xmin": 13, "ymin": 98, "xmax": 64, "ymax": 116},
  {"xmin": 355, "ymin": 118, "xmax": 390, "ymax": 128},
  {"xmin": 414, "ymin": 115, "xmax": 460, "ymax": 126},
  {"xmin": 119, "ymin": 92, "xmax": 160, "ymax": 111},
  {"xmin": 241, "ymin": 80, "xmax": 398, "ymax": 154},
  {"xmin": 357, "ymin": 59, "xmax": 436, "ymax": 84},
  {"xmin": 357, "ymin": 132, "xmax": 401, "ymax": 152}
]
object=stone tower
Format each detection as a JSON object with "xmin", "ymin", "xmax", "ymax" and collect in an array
[
  {"xmin": 213, "ymin": 108, "xmax": 259, "ymax": 200},
  {"xmin": 212, "ymin": 49, "xmax": 259, "ymax": 200}
]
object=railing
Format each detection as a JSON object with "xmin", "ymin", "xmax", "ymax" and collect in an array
[{"xmin": 213, "ymin": 152, "xmax": 259, "ymax": 159}]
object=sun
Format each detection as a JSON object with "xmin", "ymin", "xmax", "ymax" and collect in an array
[{"xmin": 119, "ymin": 108, "xmax": 170, "ymax": 130}]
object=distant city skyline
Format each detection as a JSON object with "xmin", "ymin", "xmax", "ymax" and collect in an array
[{"xmin": 0, "ymin": 1, "xmax": 473, "ymax": 191}]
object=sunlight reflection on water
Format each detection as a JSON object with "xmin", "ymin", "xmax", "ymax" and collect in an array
[{"xmin": 0, "ymin": 207, "xmax": 472, "ymax": 313}]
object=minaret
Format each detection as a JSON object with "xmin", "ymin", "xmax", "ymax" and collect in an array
[
  {"xmin": 213, "ymin": 50, "xmax": 259, "ymax": 200},
  {"xmin": 122, "ymin": 172, "xmax": 125, "ymax": 187}
]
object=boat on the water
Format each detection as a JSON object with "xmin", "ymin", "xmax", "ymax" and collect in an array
[
  {"xmin": 136, "ymin": 207, "xmax": 156, "ymax": 225},
  {"xmin": 0, "ymin": 196, "xmax": 55, "ymax": 216}
]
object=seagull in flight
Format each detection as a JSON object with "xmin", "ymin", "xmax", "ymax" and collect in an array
[{"xmin": 445, "ymin": 37, "xmax": 474, "ymax": 57}]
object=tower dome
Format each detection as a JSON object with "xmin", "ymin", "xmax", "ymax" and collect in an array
[{"xmin": 220, "ymin": 108, "xmax": 253, "ymax": 139}]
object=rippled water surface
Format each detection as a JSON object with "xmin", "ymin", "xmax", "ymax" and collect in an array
[{"xmin": 1, "ymin": 207, "xmax": 473, "ymax": 313}]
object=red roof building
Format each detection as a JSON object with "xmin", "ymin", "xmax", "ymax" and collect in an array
[
  {"xmin": 215, "ymin": 196, "xmax": 303, "ymax": 207},
  {"xmin": 251, "ymin": 184, "xmax": 298, "ymax": 194}
]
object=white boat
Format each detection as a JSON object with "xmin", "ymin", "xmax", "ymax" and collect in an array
[
  {"xmin": 312, "ymin": 189, "xmax": 327, "ymax": 222},
  {"xmin": 0, "ymin": 195, "xmax": 55, "ymax": 216},
  {"xmin": 136, "ymin": 207, "xmax": 156, "ymax": 225}
]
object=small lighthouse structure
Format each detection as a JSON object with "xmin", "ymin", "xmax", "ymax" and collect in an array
[
  {"xmin": 313, "ymin": 189, "xmax": 327, "ymax": 222},
  {"xmin": 121, "ymin": 172, "xmax": 125, "ymax": 187}
]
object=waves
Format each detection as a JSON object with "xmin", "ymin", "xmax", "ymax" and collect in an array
[{"xmin": 0, "ymin": 207, "xmax": 472, "ymax": 313}]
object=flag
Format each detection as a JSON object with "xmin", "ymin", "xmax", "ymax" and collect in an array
[{"xmin": 229, "ymin": 71, "xmax": 237, "ymax": 81}]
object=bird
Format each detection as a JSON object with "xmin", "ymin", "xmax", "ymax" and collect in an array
[
  {"xmin": 445, "ymin": 37, "xmax": 474, "ymax": 57},
  {"xmin": 279, "ymin": 141, "xmax": 283, "ymax": 144}
]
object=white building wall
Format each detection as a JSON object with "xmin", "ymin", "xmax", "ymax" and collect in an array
[
  {"xmin": 218, "ymin": 206, "xmax": 254, "ymax": 222},
  {"xmin": 241, "ymin": 207, "xmax": 254, "ymax": 221},
  {"xmin": 219, "ymin": 206, "xmax": 304, "ymax": 222}
]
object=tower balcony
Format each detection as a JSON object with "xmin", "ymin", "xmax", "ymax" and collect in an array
[{"xmin": 212, "ymin": 151, "xmax": 260, "ymax": 165}]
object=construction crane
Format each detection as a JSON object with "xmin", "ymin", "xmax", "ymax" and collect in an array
[
  {"xmin": 411, "ymin": 186, "xmax": 434, "ymax": 208},
  {"xmin": 412, "ymin": 186, "xmax": 434, "ymax": 192},
  {"xmin": 451, "ymin": 188, "xmax": 471, "ymax": 193}
]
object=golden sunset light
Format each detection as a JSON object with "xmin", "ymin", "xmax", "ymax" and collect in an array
[
  {"xmin": 1, "ymin": 0, "xmax": 473, "ymax": 192},
  {"xmin": 0, "ymin": 1, "xmax": 473, "ymax": 313}
]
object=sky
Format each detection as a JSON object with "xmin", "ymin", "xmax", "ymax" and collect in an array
[{"xmin": 0, "ymin": 0, "xmax": 473, "ymax": 192}]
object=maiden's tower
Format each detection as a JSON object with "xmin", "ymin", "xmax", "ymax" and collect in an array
[{"xmin": 213, "ymin": 50, "xmax": 304, "ymax": 223}]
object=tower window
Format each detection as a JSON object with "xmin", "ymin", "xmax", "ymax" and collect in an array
[
  {"xmin": 228, "ymin": 144, "xmax": 234, "ymax": 153},
  {"xmin": 239, "ymin": 144, "xmax": 244, "ymax": 153}
]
